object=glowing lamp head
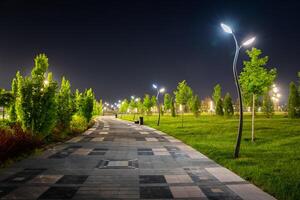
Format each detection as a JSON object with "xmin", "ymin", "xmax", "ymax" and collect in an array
[
  {"xmin": 152, "ymin": 84, "xmax": 157, "ymax": 89},
  {"xmin": 221, "ymin": 23, "xmax": 233, "ymax": 34},
  {"xmin": 159, "ymin": 88, "xmax": 165, "ymax": 93},
  {"xmin": 242, "ymin": 37, "xmax": 256, "ymax": 46},
  {"xmin": 131, "ymin": 95, "xmax": 135, "ymax": 99}
]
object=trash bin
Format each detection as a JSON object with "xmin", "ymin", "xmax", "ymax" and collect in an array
[
  {"xmin": 139, "ymin": 116, "xmax": 144, "ymax": 125},
  {"xmin": 115, "ymin": 114, "xmax": 118, "ymax": 118}
]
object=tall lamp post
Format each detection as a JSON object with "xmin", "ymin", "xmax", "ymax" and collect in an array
[
  {"xmin": 221, "ymin": 23, "xmax": 256, "ymax": 158},
  {"xmin": 152, "ymin": 84, "xmax": 165, "ymax": 126}
]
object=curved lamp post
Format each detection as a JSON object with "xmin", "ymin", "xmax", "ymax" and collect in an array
[
  {"xmin": 152, "ymin": 84, "xmax": 165, "ymax": 126},
  {"xmin": 221, "ymin": 23, "xmax": 256, "ymax": 158}
]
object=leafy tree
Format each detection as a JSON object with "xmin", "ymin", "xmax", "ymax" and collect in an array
[
  {"xmin": 288, "ymin": 82, "xmax": 299, "ymax": 118},
  {"xmin": 190, "ymin": 95, "xmax": 200, "ymax": 117},
  {"xmin": 129, "ymin": 98, "xmax": 138, "ymax": 120},
  {"xmin": 171, "ymin": 97, "xmax": 176, "ymax": 117},
  {"xmin": 16, "ymin": 54, "xmax": 58, "ymax": 138},
  {"xmin": 212, "ymin": 84, "xmax": 222, "ymax": 109},
  {"xmin": 174, "ymin": 80, "xmax": 193, "ymax": 127},
  {"xmin": 224, "ymin": 93, "xmax": 234, "ymax": 116},
  {"xmin": 262, "ymin": 92, "xmax": 274, "ymax": 118},
  {"xmin": 0, "ymin": 90, "xmax": 14, "ymax": 119},
  {"xmin": 151, "ymin": 95, "xmax": 157, "ymax": 112},
  {"xmin": 79, "ymin": 88, "xmax": 94, "ymax": 122},
  {"xmin": 163, "ymin": 93, "xmax": 172, "ymax": 112},
  {"xmin": 74, "ymin": 89, "xmax": 82, "ymax": 112},
  {"xmin": 136, "ymin": 98, "xmax": 144, "ymax": 114},
  {"xmin": 93, "ymin": 99, "xmax": 103, "ymax": 116},
  {"xmin": 56, "ymin": 77, "xmax": 73, "ymax": 131},
  {"xmin": 143, "ymin": 94, "xmax": 153, "ymax": 114},
  {"xmin": 9, "ymin": 74, "xmax": 19, "ymax": 121},
  {"xmin": 239, "ymin": 48, "xmax": 277, "ymax": 142},
  {"xmin": 119, "ymin": 99, "xmax": 129, "ymax": 114},
  {"xmin": 216, "ymin": 98, "xmax": 224, "ymax": 116}
]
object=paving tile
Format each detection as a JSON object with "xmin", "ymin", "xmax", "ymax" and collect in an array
[
  {"xmin": 2, "ymin": 186, "xmax": 49, "ymax": 200},
  {"xmin": 227, "ymin": 184, "xmax": 276, "ymax": 200},
  {"xmin": 139, "ymin": 175, "xmax": 166, "ymax": 184},
  {"xmin": 0, "ymin": 186, "xmax": 17, "ymax": 198},
  {"xmin": 91, "ymin": 137, "xmax": 104, "ymax": 142},
  {"xmin": 165, "ymin": 175, "xmax": 193, "ymax": 183},
  {"xmin": 2, "ymin": 168, "xmax": 46, "ymax": 184},
  {"xmin": 38, "ymin": 186, "xmax": 79, "ymax": 199},
  {"xmin": 107, "ymin": 161, "xmax": 128, "ymax": 167},
  {"xmin": 140, "ymin": 186, "xmax": 173, "ymax": 199},
  {"xmin": 29, "ymin": 175, "xmax": 63, "ymax": 184},
  {"xmin": 145, "ymin": 137, "xmax": 158, "ymax": 142},
  {"xmin": 72, "ymin": 148, "xmax": 92, "ymax": 155},
  {"xmin": 139, "ymin": 131, "xmax": 149, "ymax": 135},
  {"xmin": 56, "ymin": 175, "xmax": 88, "ymax": 184},
  {"xmin": 99, "ymin": 131, "xmax": 108, "ymax": 135},
  {"xmin": 170, "ymin": 186, "xmax": 206, "ymax": 198},
  {"xmin": 206, "ymin": 167, "xmax": 244, "ymax": 183}
]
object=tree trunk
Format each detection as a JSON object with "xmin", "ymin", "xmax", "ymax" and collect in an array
[{"xmin": 252, "ymin": 94, "xmax": 255, "ymax": 142}]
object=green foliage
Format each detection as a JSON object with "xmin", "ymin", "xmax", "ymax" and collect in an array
[
  {"xmin": 0, "ymin": 90, "xmax": 14, "ymax": 119},
  {"xmin": 119, "ymin": 99, "xmax": 129, "ymax": 113},
  {"xmin": 171, "ymin": 97, "xmax": 176, "ymax": 117},
  {"xmin": 262, "ymin": 92, "xmax": 274, "ymax": 118},
  {"xmin": 143, "ymin": 94, "xmax": 153, "ymax": 114},
  {"xmin": 288, "ymin": 82, "xmax": 299, "ymax": 118},
  {"xmin": 216, "ymin": 98, "xmax": 224, "ymax": 116},
  {"xmin": 190, "ymin": 95, "xmax": 200, "ymax": 117},
  {"xmin": 56, "ymin": 77, "xmax": 73, "ymax": 131},
  {"xmin": 223, "ymin": 93, "xmax": 234, "ymax": 116},
  {"xmin": 136, "ymin": 98, "xmax": 144, "ymax": 114},
  {"xmin": 70, "ymin": 114, "xmax": 88, "ymax": 134},
  {"xmin": 239, "ymin": 48, "xmax": 277, "ymax": 98},
  {"xmin": 163, "ymin": 93, "xmax": 172, "ymax": 112},
  {"xmin": 92, "ymin": 99, "xmax": 103, "ymax": 116},
  {"xmin": 151, "ymin": 96, "xmax": 157, "ymax": 107},
  {"xmin": 174, "ymin": 80, "xmax": 193, "ymax": 108},
  {"xmin": 9, "ymin": 75, "xmax": 18, "ymax": 121},
  {"xmin": 80, "ymin": 88, "xmax": 95, "ymax": 122},
  {"xmin": 129, "ymin": 98, "xmax": 138, "ymax": 112},
  {"xmin": 15, "ymin": 54, "xmax": 58, "ymax": 138},
  {"xmin": 212, "ymin": 84, "xmax": 222, "ymax": 106}
]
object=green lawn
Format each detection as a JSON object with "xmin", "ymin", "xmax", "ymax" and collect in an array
[{"xmin": 121, "ymin": 113, "xmax": 300, "ymax": 200}]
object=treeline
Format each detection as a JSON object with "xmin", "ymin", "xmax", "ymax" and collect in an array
[
  {"xmin": 0, "ymin": 54, "xmax": 102, "ymax": 139},
  {"xmin": 288, "ymin": 72, "xmax": 300, "ymax": 118}
]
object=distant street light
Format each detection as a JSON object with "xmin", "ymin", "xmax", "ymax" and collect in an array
[
  {"xmin": 152, "ymin": 83, "xmax": 165, "ymax": 126},
  {"xmin": 221, "ymin": 22, "xmax": 256, "ymax": 158}
]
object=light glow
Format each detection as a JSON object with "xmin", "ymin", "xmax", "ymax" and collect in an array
[
  {"xmin": 221, "ymin": 23, "xmax": 233, "ymax": 34},
  {"xmin": 242, "ymin": 37, "xmax": 256, "ymax": 46},
  {"xmin": 152, "ymin": 84, "xmax": 157, "ymax": 89},
  {"xmin": 159, "ymin": 88, "xmax": 165, "ymax": 93}
]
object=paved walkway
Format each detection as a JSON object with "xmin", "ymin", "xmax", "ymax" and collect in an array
[{"xmin": 0, "ymin": 116, "xmax": 276, "ymax": 200}]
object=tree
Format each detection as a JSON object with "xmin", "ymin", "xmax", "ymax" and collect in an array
[
  {"xmin": 174, "ymin": 80, "xmax": 193, "ymax": 127},
  {"xmin": 288, "ymin": 82, "xmax": 299, "ymax": 118},
  {"xmin": 163, "ymin": 93, "xmax": 172, "ymax": 113},
  {"xmin": 9, "ymin": 73, "xmax": 19, "ymax": 121},
  {"xmin": 262, "ymin": 92, "xmax": 274, "ymax": 118},
  {"xmin": 190, "ymin": 95, "xmax": 200, "ymax": 117},
  {"xmin": 56, "ymin": 77, "xmax": 73, "ymax": 131},
  {"xmin": 136, "ymin": 98, "xmax": 144, "ymax": 114},
  {"xmin": 92, "ymin": 99, "xmax": 103, "ymax": 116},
  {"xmin": 16, "ymin": 54, "xmax": 58, "ymax": 138},
  {"xmin": 151, "ymin": 95, "xmax": 157, "ymax": 112},
  {"xmin": 224, "ymin": 93, "xmax": 234, "ymax": 116},
  {"xmin": 170, "ymin": 97, "xmax": 176, "ymax": 117},
  {"xmin": 78, "ymin": 88, "xmax": 94, "ymax": 122},
  {"xmin": 0, "ymin": 90, "xmax": 14, "ymax": 119},
  {"xmin": 216, "ymin": 98, "xmax": 224, "ymax": 116},
  {"xmin": 119, "ymin": 99, "xmax": 129, "ymax": 114},
  {"xmin": 212, "ymin": 84, "xmax": 222, "ymax": 109},
  {"xmin": 143, "ymin": 94, "xmax": 153, "ymax": 114},
  {"xmin": 239, "ymin": 48, "xmax": 277, "ymax": 142},
  {"xmin": 129, "ymin": 98, "xmax": 138, "ymax": 120}
]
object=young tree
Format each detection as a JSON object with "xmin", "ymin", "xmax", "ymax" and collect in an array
[
  {"xmin": 151, "ymin": 95, "xmax": 157, "ymax": 112},
  {"xmin": 288, "ymin": 82, "xmax": 299, "ymax": 118},
  {"xmin": 80, "ymin": 88, "xmax": 95, "ymax": 122},
  {"xmin": 215, "ymin": 98, "xmax": 224, "ymax": 116},
  {"xmin": 129, "ymin": 98, "xmax": 138, "ymax": 120},
  {"xmin": 174, "ymin": 80, "xmax": 193, "ymax": 127},
  {"xmin": 190, "ymin": 95, "xmax": 200, "ymax": 117},
  {"xmin": 136, "ymin": 98, "xmax": 144, "ymax": 114},
  {"xmin": 224, "ymin": 93, "xmax": 234, "ymax": 116},
  {"xmin": 143, "ymin": 94, "xmax": 153, "ymax": 115},
  {"xmin": 262, "ymin": 92, "xmax": 274, "ymax": 118},
  {"xmin": 119, "ymin": 99, "xmax": 129, "ymax": 114},
  {"xmin": 16, "ymin": 54, "xmax": 58, "ymax": 138},
  {"xmin": 212, "ymin": 84, "xmax": 222, "ymax": 109},
  {"xmin": 9, "ymin": 74, "xmax": 19, "ymax": 121},
  {"xmin": 56, "ymin": 77, "xmax": 73, "ymax": 131},
  {"xmin": 170, "ymin": 97, "xmax": 176, "ymax": 117},
  {"xmin": 239, "ymin": 48, "xmax": 277, "ymax": 142},
  {"xmin": 163, "ymin": 93, "xmax": 172, "ymax": 113}
]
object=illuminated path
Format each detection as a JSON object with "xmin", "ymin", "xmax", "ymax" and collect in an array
[{"xmin": 0, "ymin": 116, "xmax": 276, "ymax": 199}]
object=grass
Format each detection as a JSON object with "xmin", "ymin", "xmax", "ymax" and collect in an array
[{"xmin": 121, "ymin": 113, "xmax": 300, "ymax": 200}]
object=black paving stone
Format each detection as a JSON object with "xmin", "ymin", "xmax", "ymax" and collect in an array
[
  {"xmin": 38, "ymin": 187, "xmax": 79, "ymax": 199},
  {"xmin": 135, "ymin": 137, "xmax": 146, "ymax": 141},
  {"xmin": 138, "ymin": 151, "xmax": 154, "ymax": 155},
  {"xmin": 88, "ymin": 151, "xmax": 106, "ymax": 155},
  {"xmin": 56, "ymin": 175, "xmax": 88, "ymax": 184},
  {"xmin": 140, "ymin": 186, "xmax": 173, "ymax": 199},
  {"xmin": 137, "ymin": 148, "xmax": 152, "ymax": 151},
  {"xmin": 139, "ymin": 175, "xmax": 167, "ymax": 184},
  {"xmin": 0, "ymin": 186, "xmax": 17, "ymax": 198}
]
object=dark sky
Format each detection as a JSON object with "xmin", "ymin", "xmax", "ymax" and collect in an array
[{"xmin": 0, "ymin": 0, "xmax": 299, "ymax": 103}]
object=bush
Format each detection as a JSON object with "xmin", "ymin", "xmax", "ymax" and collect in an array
[
  {"xmin": 70, "ymin": 114, "xmax": 88, "ymax": 134},
  {"xmin": 0, "ymin": 124, "xmax": 42, "ymax": 163}
]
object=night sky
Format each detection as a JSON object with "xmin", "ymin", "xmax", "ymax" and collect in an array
[{"xmin": 0, "ymin": 0, "xmax": 299, "ymax": 103}]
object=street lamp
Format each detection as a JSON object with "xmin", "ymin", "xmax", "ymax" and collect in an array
[
  {"xmin": 221, "ymin": 22, "xmax": 256, "ymax": 158},
  {"xmin": 152, "ymin": 83, "xmax": 165, "ymax": 126}
]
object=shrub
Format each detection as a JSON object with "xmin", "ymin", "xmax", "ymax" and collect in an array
[
  {"xmin": 70, "ymin": 114, "xmax": 88, "ymax": 134},
  {"xmin": 0, "ymin": 124, "xmax": 42, "ymax": 163}
]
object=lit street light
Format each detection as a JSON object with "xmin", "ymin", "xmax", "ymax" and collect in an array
[
  {"xmin": 152, "ymin": 83, "xmax": 165, "ymax": 126},
  {"xmin": 221, "ymin": 22, "xmax": 256, "ymax": 158}
]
